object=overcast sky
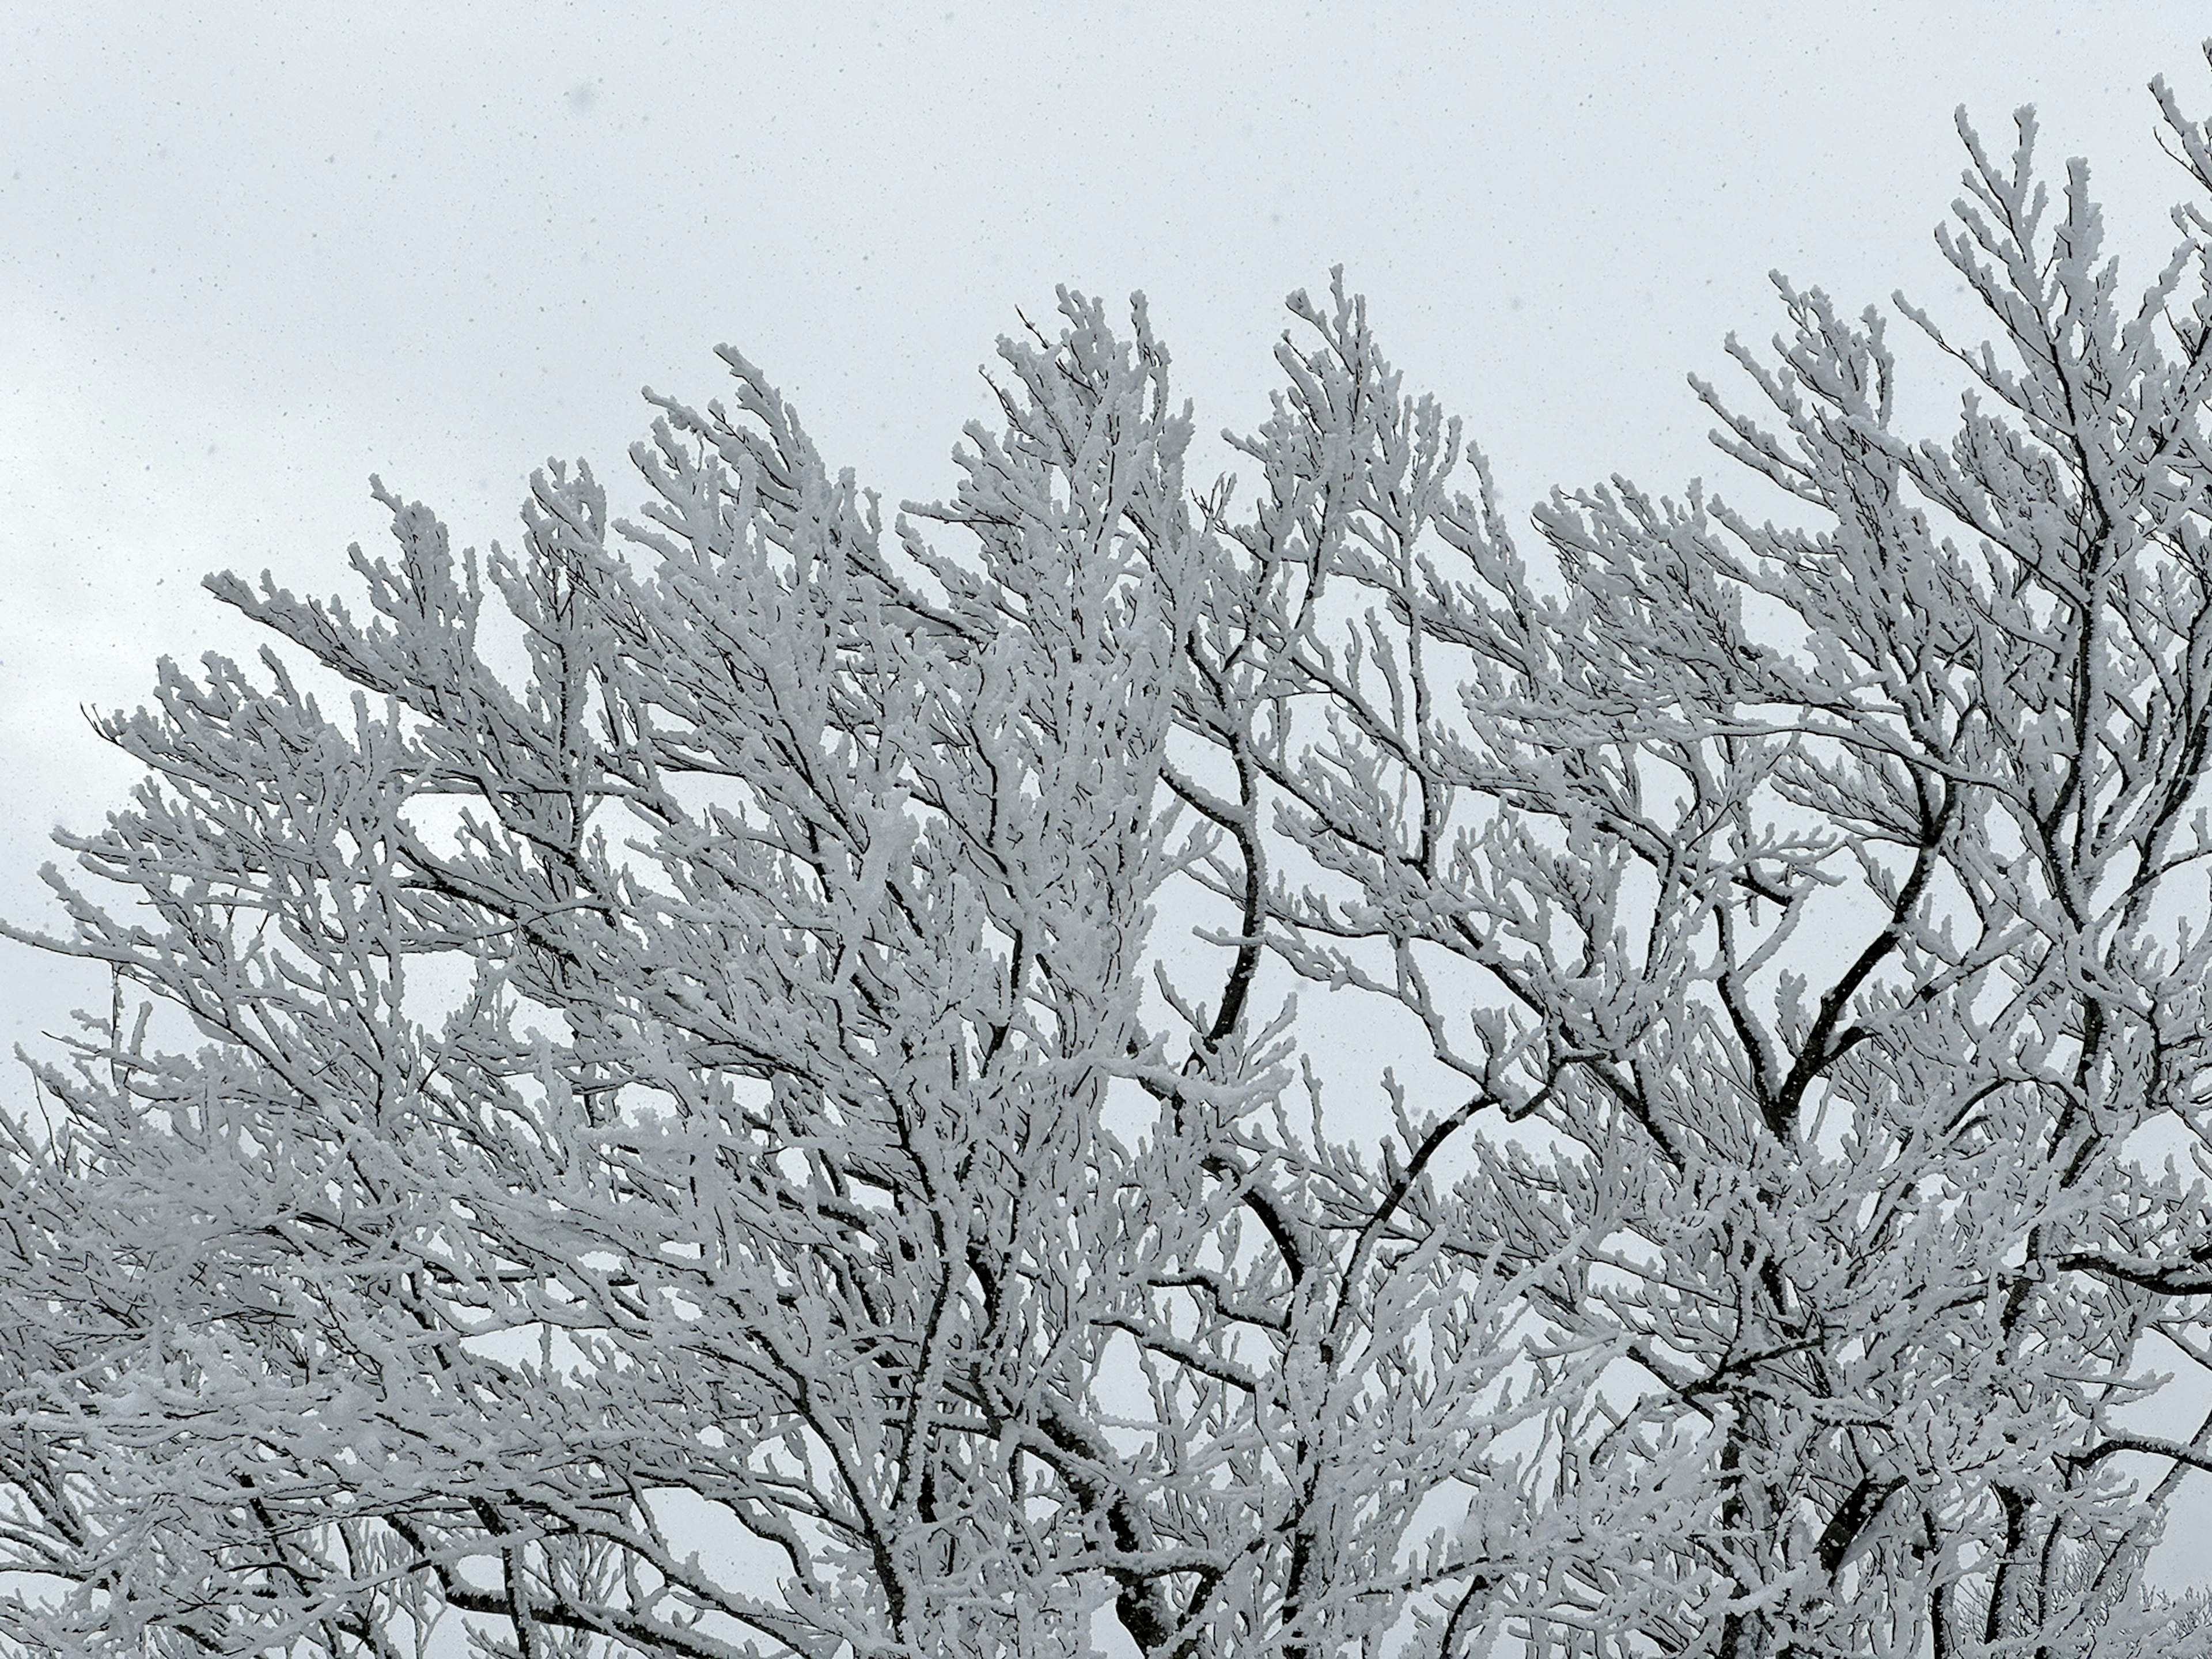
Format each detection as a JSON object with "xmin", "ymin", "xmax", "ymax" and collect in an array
[
  {"xmin": 5, "ymin": 2, "xmax": 2206, "ymax": 994},
  {"xmin": 7, "ymin": 0, "xmax": 2212, "ymax": 1596}
]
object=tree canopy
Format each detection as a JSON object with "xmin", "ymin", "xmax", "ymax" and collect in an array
[{"xmin": 10, "ymin": 66, "xmax": 2212, "ymax": 1659}]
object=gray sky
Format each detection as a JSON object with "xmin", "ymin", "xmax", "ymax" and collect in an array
[
  {"xmin": 6, "ymin": 0, "xmax": 2212, "ymax": 1600},
  {"xmin": 3, "ymin": 2, "xmax": 2203, "ymax": 969}
]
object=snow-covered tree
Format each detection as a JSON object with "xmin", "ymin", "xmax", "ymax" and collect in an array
[{"xmin": 11, "ymin": 62, "xmax": 2212, "ymax": 1659}]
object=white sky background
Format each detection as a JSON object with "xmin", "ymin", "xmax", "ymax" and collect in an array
[{"xmin": 7, "ymin": 0, "xmax": 2212, "ymax": 1620}]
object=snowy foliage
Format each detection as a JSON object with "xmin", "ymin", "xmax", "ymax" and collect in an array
[{"xmin": 12, "ymin": 69, "xmax": 2212, "ymax": 1659}]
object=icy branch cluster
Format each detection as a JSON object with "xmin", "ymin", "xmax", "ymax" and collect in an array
[{"xmin": 11, "ymin": 70, "xmax": 2212, "ymax": 1659}]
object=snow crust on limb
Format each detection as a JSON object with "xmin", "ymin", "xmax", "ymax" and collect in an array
[{"xmin": 12, "ymin": 55, "xmax": 2212, "ymax": 1659}]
